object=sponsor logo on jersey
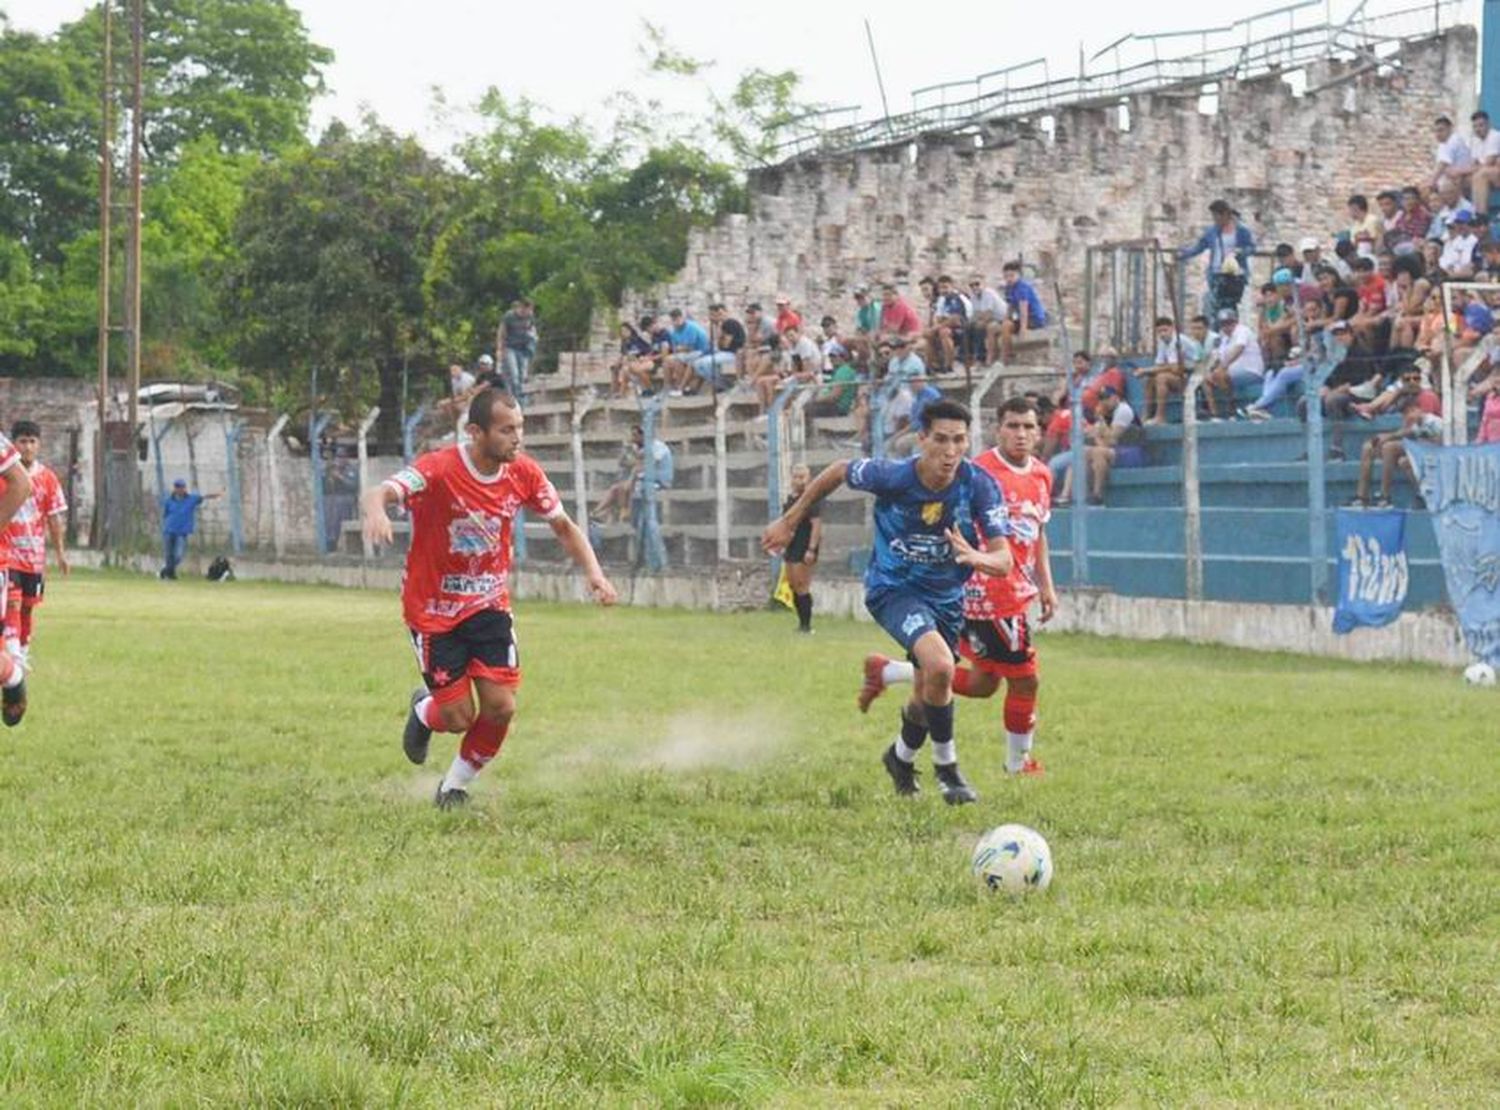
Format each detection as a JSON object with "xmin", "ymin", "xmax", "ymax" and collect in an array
[
  {"xmin": 920, "ymin": 501, "xmax": 944, "ymax": 526},
  {"xmin": 448, "ymin": 513, "xmax": 502, "ymax": 555},
  {"xmin": 890, "ymin": 533, "xmax": 952, "ymax": 565},
  {"xmin": 439, "ymin": 572, "xmax": 503, "ymax": 597}
]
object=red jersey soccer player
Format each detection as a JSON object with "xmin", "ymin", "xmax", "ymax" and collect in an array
[
  {"xmin": 362, "ymin": 387, "xmax": 617, "ymax": 808},
  {"xmin": 0, "ymin": 422, "xmax": 69, "ymax": 674},
  {"xmin": 858, "ymin": 396, "xmax": 1057, "ymax": 774},
  {"xmin": 0, "ymin": 430, "xmax": 33, "ymax": 725}
]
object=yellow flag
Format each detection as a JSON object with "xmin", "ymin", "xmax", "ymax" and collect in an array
[{"xmin": 772, "ymin": 564, "xmax": 795, "ymax": 609}]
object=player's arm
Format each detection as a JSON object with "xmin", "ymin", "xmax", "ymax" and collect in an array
[
  {"xmin": 0, "ymin": 461, "xmax": 31, "ymax": 532},
  {"xmin": 361, "ymin": 483, "xmax": 402, "ymax": 546},
  {"xmin": 762, "ymin": 461, "xmax": 848, "ymax": 553},
  {"xmin": 547, "ymin": 512, "xmax": 618, "ymax": 606},
  {"xmin": 47, "ymin": 513, "xmax": 69, "ymax": 577},
  {"xmin": 1035, "ymin": 530, "xmax": 1057, "ymax": 622},
  {"xmin": 805, "ymin": 514, "xmax": 822, "ymax": 565},
  {"xmin": 947, "ymin": 528, "xmax": 1013, "ymax": 577}
]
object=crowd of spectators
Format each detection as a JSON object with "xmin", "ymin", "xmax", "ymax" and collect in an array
[{"xmin": 604, "ymin": 266, "xmax": 1053, "ymax": 445}]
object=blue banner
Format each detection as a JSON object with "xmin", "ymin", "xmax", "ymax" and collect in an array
[
  {"xmin": 1333, "ymin": 509, "xmax": 1409, "ymax": 634},
  {"xmin": 1405, "ymin": 441, "xmax": 1500, "ymax": 667}
]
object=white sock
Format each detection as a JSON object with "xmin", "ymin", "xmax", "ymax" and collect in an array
[
  {"xmin": 1, "ymin": 657, "xmax": 22, "ymax": 689},
  {"xmin": 414, "ymin": 695, "xmax": 436, "ymax": 728},
  {"xmin": 893, "ymin": 736, "xmax": 919, "ymax": 763},
  {"xmin": 440, "ymin": 756, "xmax": 478, "ymax": 793},
  {"xmin": 882, "ymin": 661, "xmax": 915, "ymax": 685},
  {"xmin": 931, "ymin": 740, "xmax": 956, "ymax": 765},
  {"xmin": 1006, "ymin": 730, "xmax": 1034, "ymax": 773}
]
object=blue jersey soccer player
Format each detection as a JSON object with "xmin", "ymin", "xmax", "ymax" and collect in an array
[{"xmin": 761, "ymin": 399, "xmax": 1013, "ymax": 804}]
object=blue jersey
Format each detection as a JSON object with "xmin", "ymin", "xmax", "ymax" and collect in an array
[{"xmin": 847, "ymin": 457, "xmax": 1008, "ymax": 603}]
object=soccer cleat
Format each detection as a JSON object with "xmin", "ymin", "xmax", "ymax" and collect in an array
[
  {"xmin": 403, "ymin": 688, "xmax": 433, "ymax": 765},
  {"xmin": 858, "ymin": 654, "xmax": 891, "ymax": 713},
  {"xmin": 1011, "ymin": 755, "xmax": 1045, "ymax": 777},
  {"xmin": 1, "ymin": 677, "xmax": 25, "ymax": 727},
  {"xmin": 933, "ymin": 762, "xmax": 978, "ymax": 805},
  {"xmin": 434, "ymin": 783, "xmax": 469, "ymax": 810},
  {"xmin": 882, "ymin": 743, "xmax": 920, "ymax": 797}
]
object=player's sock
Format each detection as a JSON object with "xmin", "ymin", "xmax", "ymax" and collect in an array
[
  {"xmin": 926, "ymin": 700, "xmax": 956, "ymax": 765},
  {"xmin": 882, "ymin": 661, "xmax": 915, "ymax": 685},
  {"xmin": 0, "ymin": 653, "xmax": 21, "ymax": 688},
  {"xmin": 894, "ymin": 704, "xmax": 927, "ymax": 763},
  {"xmin": 793, "ymin": 592, "xmax": 813, "ymax": 631},
  {"xmin": 1004, "ymin": 692, "xmax": 1038, "ymax": 772},
  {"xmin": 415, "ymin": 695, "xmax": 447, "ymax": 731},
  {"xmin": 441, "ymin": 717, "xmax": 509, "ymax": 792}
]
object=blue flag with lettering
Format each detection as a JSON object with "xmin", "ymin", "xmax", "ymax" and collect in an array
[
  {"xmin": 1405, "ymin": 441, "xmax": 1500, "ymax": 667},
  {"xmin": 1333, "ymin": 509, "xmax": 1409, "ymax": 633}
]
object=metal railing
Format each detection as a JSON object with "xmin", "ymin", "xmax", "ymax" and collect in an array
[{"xmin": 770, "ymin": 0, "xmax": 1464, "ymax": 161}]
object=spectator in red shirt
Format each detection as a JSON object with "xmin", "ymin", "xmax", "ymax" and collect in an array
[
  {"xmin": 1400, "ymin": 186, "xmax": 1432, "ymax": 240},
  {"xmin": 877, "ymin": 282, "xmax": 923, "ymax": 344},
  {"xmin": 773, "ymin": 293, "xmax": 802, "ymax": 336},
  {"xmin": 1349, "ymin": 256, "xmax": 1390, "ymax": 353}
]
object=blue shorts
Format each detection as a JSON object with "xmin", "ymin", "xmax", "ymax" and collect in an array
[
  {"xmin": 866, "ymin": 586, "xmax": 963, "ymax": 659},
  {"xmin": 1114, "ymin": 444, "xmax": 1147, "ymax": 468}
]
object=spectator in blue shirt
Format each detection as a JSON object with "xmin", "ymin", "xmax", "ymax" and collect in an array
[
  {"xmin": 664, "ymin": 308, "xmax": 714, "ymax": 395},
  {"xmin": 998, "ymin": 261, "xmax": 1050, "ymax": 362},
  {"xmin": 159, "ymin": 479, "xmax": 221, "ymax": 580},
  {"xmin": 1179, "ymin": 199, "xmax": 1254, "ymax": 318}
]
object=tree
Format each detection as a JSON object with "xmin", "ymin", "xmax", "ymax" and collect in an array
[{"xmin": 223, "ymin": 119, "xmax": 454, "ymax": 438}]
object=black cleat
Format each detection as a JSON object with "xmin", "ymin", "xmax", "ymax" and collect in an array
[
  {"xmin": 934, "ymin": 762, "xmax": 978, "ymax": 806},
  {"xmin": 882, "ymin": 743, "xmax": 920, "ymax": 797},
  {"xmin": 403, "ymin": 688, "xmax": 432, "ymax": 765},
  {"xmin": 2, "ymin": 677, "xmax": 26, "ymax": 727},
  {"xmin": 434, "ymin": 783, "xmax": 469, "ymax": 810}
]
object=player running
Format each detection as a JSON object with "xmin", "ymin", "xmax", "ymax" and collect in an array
[
  {"xmin": 362, "ymin": 387, "xmax": 617, "ymax": 809},
  {"xmin": 859, "ymin": 396, "xmax": 1057, "ymax": 775},
  {"xmin": 762, "ymin": 399, "xmax": 1012, "ymax": 804},
  {"xmin": 0, "ymin": 431, "xmax": 33, "ymax": 725},
  {"xmin": 0, "ymin": 421, "xmax": 69, "ymax": 670}
]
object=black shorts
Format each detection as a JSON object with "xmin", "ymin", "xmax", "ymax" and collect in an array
[
  {"xmin": 959, "ymin": 613, "xmax": 1038, "ymax": 678},
  {"xmin": 6, "ymin": 571, "xmax": 43, "ymax": 606},
  {"xmin": 409, "ymin": 609, "xmax": 520, "ymax": 703}
]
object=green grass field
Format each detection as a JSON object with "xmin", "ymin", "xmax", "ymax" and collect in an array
[{"xmin": 2, "ymin": 571, "xmax": 1497, "ymax": 1106}]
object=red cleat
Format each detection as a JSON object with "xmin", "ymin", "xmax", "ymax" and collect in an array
[
  {"xmin": 1013, "ymin": 756, "xmax": 1045, "ymax": 777},
  {"xmin": 857, "ymin": 653, "xmax": 890, "ymax": 713}
]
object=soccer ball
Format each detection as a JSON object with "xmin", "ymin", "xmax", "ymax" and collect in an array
[
  {"xmin": 971, "ymin": 824, "xmax": 1052, "ymax": 894},
  {"xmin": 1464, "ymin": 662, "xmax": 1497, "ymax": 687}
]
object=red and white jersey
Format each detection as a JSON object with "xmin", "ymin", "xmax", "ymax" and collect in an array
[
  {"xmin": 964, "ymin": 447, "xmax": 1052, "ymax": 620},
  {"xmin": 384, "ymin": 445, "xmax": 564, "ymax": 634},
  {"xmin": 0, "ymin": 461, "xmax": 67, "ymax": 574}
]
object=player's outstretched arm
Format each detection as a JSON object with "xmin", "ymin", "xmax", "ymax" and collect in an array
[
  {"xmin": 548, "ymin": 513, "xmax": 618, "ymax": 605},
  {"xmin": 0, "ymin": 461, "xmax": 31, "ymax": 532},
  {"xmin": 761, "ymin": 460, "xmax": 848, "ymax": 554},
  {"xmin": 361, "ymin": 484, "xmax": 399, "ymax": 547},
  {"xmin": 946, "ymin": 528, "xmax": 1013, "ymax": 578}
]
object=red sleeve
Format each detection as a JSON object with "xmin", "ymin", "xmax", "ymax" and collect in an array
[
  {"xmin": 384, "ymin": 451, "xmax": 443, "ymax": 507},
  {"xmin": 518, "ymin": 456, "xmax": 564, "ymax": 520}
]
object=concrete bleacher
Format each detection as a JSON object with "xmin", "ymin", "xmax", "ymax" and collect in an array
[{"xmin": 500, "ymin": 344, "xmax": 1459, "ymax": 611}]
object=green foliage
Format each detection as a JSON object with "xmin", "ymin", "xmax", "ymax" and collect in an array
[{"xmin": 7, "ymin": 571, "xmax": 1500, "ymax": 1103}]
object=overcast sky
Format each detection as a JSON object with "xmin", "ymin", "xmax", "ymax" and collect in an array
[{"xmin": 7, "ymin": 0, "xmax": 1465, "ymax": 154}]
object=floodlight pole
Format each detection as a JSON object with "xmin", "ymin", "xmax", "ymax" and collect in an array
[{"xmin": 95, "ymin": 0, "xmax": 112, "ymax": 551}]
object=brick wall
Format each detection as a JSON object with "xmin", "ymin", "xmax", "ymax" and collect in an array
[{"xmin": 621, "ymin": 27, "xmax": 1477, "ymax": 335}]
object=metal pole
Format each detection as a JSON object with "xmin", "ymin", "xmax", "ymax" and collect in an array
[
  {"xmin": 638, "ymin": 395, "xmax": 666, "ymax": 572},
  {"xmin": 570, "ymin": 394, "xmax": 599, "ymax": 526},
  {"xmin": 1165, "ymin": 261, "xmax": 1203, "ymax": 602},
  {"xmin": 127, "ymin": 0, "xmax": 143, "ymax": 443},
  {"xmin": 266, "ymin": 414, "xmax": 290, "ymax": 558},
  {"xmin": 356, "ymin": 406, "xmax": 380, "ymax": 559},
  {"xmin": 865, "ymin": 19, "xmax": 895, "ymax": 138},
  {"xmin": 225, "ymin": 421, "xmax": 245, "ymax": 556},
  {"xmin": 714, "ymin": 391, "xmax": 732, "ymax": 560},
  {"xmin": 402, "ymin": 405, "xmax": 426, "ymax": 463},
  {"xmin": 94, "ymin": 0, "xmax": 112, "ymax": 551},
  {"xmin": 765, "ymin": 379, "xmax": 802, "ymax": 579},
  {"xmin": 1304, "ymin": 346, "xmax": 1345, "ymax": 606},
  {"xmin": 310, "ymin": 412, "xmax": 333, "ymax": 557}
]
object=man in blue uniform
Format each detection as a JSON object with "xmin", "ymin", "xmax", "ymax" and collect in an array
[{"xmin": 762, "ymin": 399, "xmax": 1012, "ymax": 803}]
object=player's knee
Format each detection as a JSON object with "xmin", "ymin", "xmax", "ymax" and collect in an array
[
  {"xmin": 1009, "ymin": 674, "xmax": 1039, "ymax": 698},
  {"xmin": 440, "ymin": 698, "xmax": 477, "ymax": 732}
]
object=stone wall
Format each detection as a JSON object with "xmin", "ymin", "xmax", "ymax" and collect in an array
[{"xmin": 623, "ymin": 27, "xmax": 1476, "ymax": 335}]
